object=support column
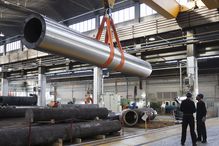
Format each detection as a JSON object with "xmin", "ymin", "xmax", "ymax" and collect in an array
[
  {"xmin": 141, "ymin": 79, "xmax": 147, "ymax": 107},
  {"xmin": 95, "ymin": 15, "xmax": 100, "ymax": 29},
  {"xmin": 186, "ymin": 30, "xmax": 198, "ymax": 101},
  {"xmin": 20, "ymin": 40, "xmax": 24, "ymax": 51},
  {"xmin": 54, "ymin": 85, "xmax": 57, "ymax": 102},
  {"xmin": 115, "ymin": 80, "xmax": 118, "ymax": 94},
  {"xmin": 1, "ymin": 72, "xmax": 8, "ymax": 96},
  {"xmin": 134, "ymin": 2, "xmax": 141, "ymax": 22},
  {"xmin": 93, "ymin": 67, "xmax": 103, "ymax": 104},
  {"xmin": 38, "ymin": 60, "xmax": 47, "ymax": 106},
  {"xmin": 126, "ymin": 78, "xmax": 129, "ymax": 99},
  {"xmin": 145, "ymin": 79, "xmax": 149, "ymax": 107},
  {"xmin": 179, "ymin": 62, "xmax": 183, "ymax": 96},
  {"xmin": 3, "ymin": 42, "xmax": 6, "ymax": 56}
]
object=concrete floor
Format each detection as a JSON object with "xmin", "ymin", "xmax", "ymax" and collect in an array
[{"xmin": 77, "ymin": 118, "xmax": 219, "ymax": 146}]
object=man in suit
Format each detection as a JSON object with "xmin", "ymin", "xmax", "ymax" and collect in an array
[
  {"xmin": 196, "ymin": 93, "xmax": 207, "ymax": 143},
  {"xmin": 180, "ymin": 92, "xmax": 197, "ymax": 146}
]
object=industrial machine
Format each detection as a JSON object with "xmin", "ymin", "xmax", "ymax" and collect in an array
[
  {"xmin": 100, "ymin": 93, "xmax": 122, "ymax": 112},
  {"xmin": 173, "ymin": 96, "xmax": 186, "ymax": 120}
]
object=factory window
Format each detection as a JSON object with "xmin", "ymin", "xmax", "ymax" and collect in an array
[
  {"xmin": 176, "ymin": 0, "xmax": 188, "ymax": 5},
  {"xmin": 140, "ymin": 3, "xmax": 157, "ymax": 17},
  {"xmin": 69, "ymin": 18, "xmax": 96, "ymax": 33},
  {"xmin": 100, "ymin": 6, "xmax": 135, "ymax": 24},
  {"xmin": 157, "ymin": 92, "xmax": 177, "ymax": 99},
  {"xmin": 6, "ymin": 40, "xmax": 21, "ymax": 52},
  {"xmin": 0, "ymin": 45, "xmax": 4, "ymax": 54}
]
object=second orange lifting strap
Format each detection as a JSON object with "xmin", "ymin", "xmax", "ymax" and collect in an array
[{"xmin": 95, "ymin": 16, "xmax": 125, "ymax": 70}]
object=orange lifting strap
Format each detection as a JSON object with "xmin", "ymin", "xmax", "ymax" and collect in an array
[{"xmin": 96, "ymin": 16, "xmax": 125, "ymax": 71}]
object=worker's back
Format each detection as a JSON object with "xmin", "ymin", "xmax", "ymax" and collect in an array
[
  {"xmin": 180, "ymin": 99, "xmax": 196, "ymax": 115},
  {"xmin": 180, "ymin": 93, "xmax": 197, "ymax": 145},
  {"xmin": 196, "ymin": 100, "xmax": 207, "ymax": 119}
]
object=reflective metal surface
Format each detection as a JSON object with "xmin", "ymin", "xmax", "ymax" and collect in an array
[{"xmin": 22, "ymin": 14, "xmax": 152, "ymax": 77}]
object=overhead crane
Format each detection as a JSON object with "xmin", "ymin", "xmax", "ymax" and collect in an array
[
  {"xmin": 201, "ymin": 0, "xmax": 219, "ymax": 9},
  {"xmin": 141, "ymin": 0, "xmax": 181, "ymax": 19}
]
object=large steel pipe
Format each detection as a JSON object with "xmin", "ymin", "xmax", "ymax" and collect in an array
[
  {"xmin": 26, "ymin": 107, "xmax": 108, "ymax": 122},
  {"xmin": 0, "ymin": 120, "xmax": 121, "ymax": 146},
  {"xmin": 0, "ymin": 108, "xmax": 27, "ymax": 118},
  {"xmin": 133, "ymin": 108, "xmax": 157, "ymax": 122},
  {"xmin": 121, "ymin": 109, "xmax": 139, "ymax": 127},
  {"xmin": 60, "ymin": 104, "xmax": 99, "ymax": 109},
  {"xmin": 0, "ymin": 95, "xmax": 37, "ymax": 106},
  {"xmin": 22, "ymin": 14, "xmax": 152, "ymax": 78}
]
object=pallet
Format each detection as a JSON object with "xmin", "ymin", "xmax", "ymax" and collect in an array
[
  {"xmin": 52, "ymin": 138, "xmax": 63, "ymax": 146},
  {"xmin": 95, "ymin": 134, "xmax": 106, "ymax": 140}
]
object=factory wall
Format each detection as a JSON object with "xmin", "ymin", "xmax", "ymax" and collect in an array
[{"xmin": 6, "ymin": 74, "xmax": 219, "ymax": 116}]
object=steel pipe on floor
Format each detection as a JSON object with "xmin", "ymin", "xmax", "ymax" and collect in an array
[
  {"xmin": 133, "ymin": 108, "xmax": 157, "ymax": 121},
  {"xmin": 0, "ymin": 120, "xmax": 121, "ymax": 146},
  {"xmin": 0, "ymin": 95, "xmax": 37, "ymax": 106},
  {"xmin": 120, "ymin": 108, "xmax": 157, "ymax": 127},
  {"xmin": 121, "ymin": 109, "xmax": 139, "ymax": 127},
  {"xmin": 0, "ymin": 108, "xmax": 27, "ymax": 118},
  {"xmin": 25, "ymin": 107, "xmax": 109, "ymax": 122},
  {"xmin": 60, "ymin": 104, "xmax": 99, "ymax": 109},
  {"xmin": 22, "ymin": 14, "xmax": 152, "ymax": 78}
]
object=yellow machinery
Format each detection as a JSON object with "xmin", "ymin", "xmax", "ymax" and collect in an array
[
  {"xmin": 104, "ymin": 0, "xmax": 116, "ymax": 8},
  {"xmin": 201, "ymin": 0, "xmax": 219, "ymax": 9},
  {"xmin": 141, "ymin": 0, "xmax": 181, "ymax": 19}
]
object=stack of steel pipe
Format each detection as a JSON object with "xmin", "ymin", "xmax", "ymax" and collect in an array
[
  {"xmin": 0, "ymin": 106, "xmax": 121, "ymax": 146},
  {"xmin": 25, "ymin": 107, "xmax": 109, "ymax": 122},
  {"xmin": 0, "ymin": 120, "xmax": 121, "ymax": 146},
  {"xmin": 0, "ymin": 95, "xmax": 37, "ymax": 106},
  {"xmin": 22, "ymin": 14, "xmax": 152, "ymax": 78}
]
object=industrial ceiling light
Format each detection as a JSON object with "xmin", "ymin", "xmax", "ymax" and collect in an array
[
  {"xmin": 0, "ymin": 32, "xmax": 5, "ymax": 37},
  {"xmin": 8, "ymin": 68, "xmax": 13, "ymax": 71},
  {"xmin": 148, "ymin": 37, "xmax": 155, "ymax": 41}
]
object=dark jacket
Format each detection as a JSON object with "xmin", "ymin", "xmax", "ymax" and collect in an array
[
  {"xmin": 196, "ymin": 100, "xmax": 207, "ymax": 119},
  {"xmin": 180, "ymin": 98, "xmax": 196, "ymax": 116}
]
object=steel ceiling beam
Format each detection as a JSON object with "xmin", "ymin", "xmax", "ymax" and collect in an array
[
  {"xmin": 0, "ymin": 23, "xmax": 19, "ymax": 27},
  {"xmin": 0, "ymin": 0, "xmax": 36, "ymax": 14},
  {"xmin": 140, "ymin": 0, "xmax": 180, "ymax": 19}
]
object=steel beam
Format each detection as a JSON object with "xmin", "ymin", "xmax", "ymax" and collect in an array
[
  {"xmin": 141, "ymin": 0, "xmax": 180, "ymax": 19},
  {"xmin": 201, "ymin": 0, "xmax": 219, "ymax": 9}
]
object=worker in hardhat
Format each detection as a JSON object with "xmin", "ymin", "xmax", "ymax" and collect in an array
[
  {"xmin": 196, "ymin": 93, "xmax": 207, "ymax": 143},
  {"xmin": 180, "ymin": 92, "xmax": 197, "ymax": 146}
]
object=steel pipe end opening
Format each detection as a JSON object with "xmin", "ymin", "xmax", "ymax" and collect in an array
[
  {"xmin": 22, "ymin": 14, "xmax": 45, "ymax": 48},
  {"xmin": 122, "ymin": 110, "xmax": 139, "ymax": 127}
]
